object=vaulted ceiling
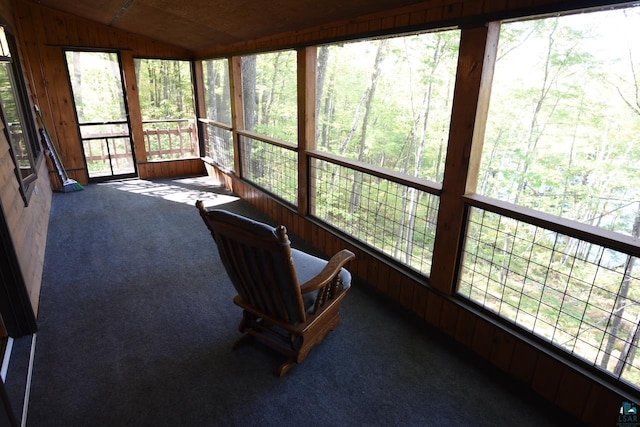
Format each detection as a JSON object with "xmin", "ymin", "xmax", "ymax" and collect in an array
[{"xmin": 29, "ymin": 0, "xmax": 429, "ymax": 51}]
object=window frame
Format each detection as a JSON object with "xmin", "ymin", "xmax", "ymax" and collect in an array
[
  {"xmin": 200, "ymin": 57, "xmax": 235, "ymax": 171},
  {"xmin": 0, "ymin": 25, "xmax": 41, "ymax": 205},
  {"xmin": 455, "ymin": 6, "xmax": 640, "ymax": 391},
  {"xmin": 133, "ymin": 57, "xmax": 199, "ymax": 162}
]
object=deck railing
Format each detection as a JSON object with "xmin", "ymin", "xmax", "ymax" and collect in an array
[
  {"xmin": 142, "ymin": 119, "xmax": 198, "ymax": 160},
  {"xmin": 81, "ymin": 119, "xmax": 198, "ymax": 166}
]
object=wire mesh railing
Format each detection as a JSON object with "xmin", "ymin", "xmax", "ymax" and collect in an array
[
  {"xmin": 310, "ymin": 157, "xmax": 440, "ymax": 276},
  {"xmin": 458, "ymin": 206, "xmax": 640, "ymax": 388},
  {"xmin": 202, "ymin": 121, "xmax": 234, "ymax": 171},
  {"xmin": 238, "ymin": 135, "xmax": 298, "ymax": 205}
]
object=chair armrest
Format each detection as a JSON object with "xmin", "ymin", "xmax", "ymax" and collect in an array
[{"xmin": 299, "ymin": 249, "xmax": 355, "ymax": 294}]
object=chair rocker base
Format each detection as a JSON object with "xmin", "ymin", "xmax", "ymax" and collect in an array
[{"xmin": 234, "ymin": 302, "xmax": 343, "ymax": 376}]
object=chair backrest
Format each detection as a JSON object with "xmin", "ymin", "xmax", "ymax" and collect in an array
[{"xmin": 197, "ymin": 205, "xmax": 307, "ymax": 324}]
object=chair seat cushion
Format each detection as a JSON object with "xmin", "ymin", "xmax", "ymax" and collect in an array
[{"xmin": 291, "ymin": 248, "xmax": 352, "ymax": 312}]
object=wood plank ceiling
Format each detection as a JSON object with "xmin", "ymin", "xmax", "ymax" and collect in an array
[{"xmin": 28, "ymin": 0, "xmax": 430, "ymax": 52}]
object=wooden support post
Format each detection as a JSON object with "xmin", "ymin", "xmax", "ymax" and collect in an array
[
  {"xmin": 193, "ymin": 60, "xmax": 206, "ymax": 157},
  {"xmin": 229, "ymin": 56, "xmax": 244, "ymax": 177},
  {"xmin": 121, "ymin": 51, "xmax": 147, "ymax": 163},
  {"xmin": 297, "ymin": 47, "xmax": 317, "ymax": 216},
  {"xmin": 429, "ymin": 22, "xmax": 500, "ymax": 294}
]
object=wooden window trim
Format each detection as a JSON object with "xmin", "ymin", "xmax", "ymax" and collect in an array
[
  {"xmin": 429, "ymin": 22, "xmax": 500, "ymax": 294},
  {"xmin": 464, "ymin": 193, "xmax": 640, "ymax": 257},
  {"xmin": 197, "ymin": 118, "xmax": 232, "ymax": 131},
  {"xmin": 236, "ymin": 129, "xmax": 298, "ymax": 151},
  {"xmin": 307, "ymin": 149, "xmax": 442, "ymax": 196}
]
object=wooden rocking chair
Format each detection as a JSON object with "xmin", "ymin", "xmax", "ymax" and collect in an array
[{"xmin": 196, "ymin": 201, "xmax": 355, "ymax": 376}]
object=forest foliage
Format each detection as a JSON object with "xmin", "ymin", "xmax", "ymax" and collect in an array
[{"xmin": 200, "ymin": 6, "xmax": 640, "ymax": 387}]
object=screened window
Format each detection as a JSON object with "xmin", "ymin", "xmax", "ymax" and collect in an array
[
  {"xmin": 315, "ymin": 31, "xmax": 460, "ymax": 181},
  {"xmin": 0, "ymin": 26, "xmax": 39, "ymax": 203},
  {"xmin": 459, "ymin": 6, "xmax": 640, "ymax": 390},
  {"xmin": 310, "ymin": 158, "xmax": 440, "ymax": 275},
  {"xmin": 135, "ymin": 59, "xmax": 197, "ymax": 161},
  {"xmin": 477, "ymin": 9, "xmax": 640, "ymax": 235},
  {"xmin": 309, "ymin": 30, "xmax": 459, "ymax": 275},
  {"xmin": 202, "ymin": 58, "xmax": 233, "ymax": 170},
  {"xmin": 239, "ymin": 51, "xmax": 298, "ymax": 204},
  {"xmin": 241, "ymin": 51, "xmax": 297, "ymax": 142}
]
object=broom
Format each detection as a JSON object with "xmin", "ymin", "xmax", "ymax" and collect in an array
[{"xmin": 34, "ymin": 105, "xmax": 83, "ymax": 192}]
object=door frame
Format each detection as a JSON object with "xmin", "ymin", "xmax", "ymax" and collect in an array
[{"xmin": 64, "ymin": 49, "xmax": 138, "ymax": 182}]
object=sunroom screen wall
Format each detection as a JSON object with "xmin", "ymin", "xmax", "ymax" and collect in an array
[{"xmin": 203, "ymin": 7, "xmax": 636, "ymax": 427}]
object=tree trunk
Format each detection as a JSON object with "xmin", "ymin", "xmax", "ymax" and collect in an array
[
  {"xmin": 205, "ymin": 60, "xmax": 217, "ymax": 120},
  {"xmin": 320, "ymin": 74, "xmax": 335, "ymax": 151},
  {"xmin": 176, "ymin": 61, "xmax": 183, "ymax": 114},
  {"xmin": 71, "ymin": 51, "xmax": 83, "ymax": 120},
  {"xmin": 513, "ymin": 19, "xmax": 565, "ymax": 205},
  {"xmin": 242, "ymin": 56, "xmax": 257, "ymax": 131},
  {"xmin": 348, "ymin": 40, "xmax": 389, "ymax": 228},
  {"xmin": 614, "ymin": 312, "xmax": 640, "ymax": 376},
  {"xmin": 221, "ymin": 63, "xmax": 231, "ymax": 124},
  {"xmin": 394, "ymin": 34, "xmax": 446, "ymax": 262},
  {"xmin": 316, "ymin": 46, "xmax": 330, "ymax": 138},
  {"xmin": 262, "ymin": 52, "xmax": 282, "ymax": 126},
  {"xmin": 600, "ymin": 203, "xmax": 640, "ymax": 371},
  {"xmin": 242, "ymin": 56, "xmax": 258, "ymax": 175}
]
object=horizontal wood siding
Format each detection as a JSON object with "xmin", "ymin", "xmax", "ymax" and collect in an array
[
  {"xmin": 0, "ymin": 0, "xmax": 53, "ymax": 317},
  {"xmin": 0, "ymin": 119, "xmax": 52, "ymax": 318},
  {"xmin": 138, "ymin": 159, "xmax": 205, "ymax": 180},
  {"xmin": 208, "ymin": 164, "xmax": 629, "ymax": 427}
]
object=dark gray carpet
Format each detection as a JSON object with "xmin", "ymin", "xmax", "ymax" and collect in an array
[{"xmin": 26, "ymin": 177, "xmax": 575, "ymax": 426}]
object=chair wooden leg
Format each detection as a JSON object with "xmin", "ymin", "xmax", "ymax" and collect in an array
[
  {"xmin": 295, "ymin": 310, "xmax": 341, "ymax": 363},
  {"xmin": 276, "ymin": 359, "xmax": 296, "ymax": 377}
]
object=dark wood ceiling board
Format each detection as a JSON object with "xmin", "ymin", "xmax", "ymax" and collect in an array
[
  {"xmin": 28, "ymin": 0, "xmax": 428, "ymax": 52},
  {"xmin": 28, "ymin": 0, "xmax": 124, "ymax": 25},
  {"xmin": 113, "ymin": 3, "xmax": 237, "ymax": 50}
]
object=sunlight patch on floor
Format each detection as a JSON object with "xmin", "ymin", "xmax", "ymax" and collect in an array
[{"xmin": 99, "ymin": 176, "xmax": 240, "ymax": 207}]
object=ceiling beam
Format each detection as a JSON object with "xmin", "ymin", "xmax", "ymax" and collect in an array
[{"xmin": 110, "ymin": 0, "xmax": 135, "ymax": 26}]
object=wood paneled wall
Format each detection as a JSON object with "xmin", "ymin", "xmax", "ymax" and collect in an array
[
  {"xmin": 205, "ymin": 161, "xmax": 628, "ymax": 426},
  {"xmin": 0, "ymin": 156, "xmax": 51, "ymax": 315},
  {"xmin": 13, "ymin": 0, "xmax": 203, "ymax": 187},
  {"xmin": 0, "ymin": 0, "xmax": 52, "ymax": 318}
]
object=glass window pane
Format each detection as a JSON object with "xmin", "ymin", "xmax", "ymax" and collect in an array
[
  {"xmin": 478, "ymin": 7, "xmax": 640, "ymax": 237},
  {"xmin": 0, "ymin": 62, "xmax": 33, "ymax": 179},
  {"xmin": 0, "ymin": 27, "xmax": 10, "ymax": 57},
  {"xmin": 203, "ymin": 58, "xmax": 231, "ymax": 125},
  {"xmin": 66, "ymin": 51, "xmax": 127, "ymax": 123},
  {"xmin": 241, "ymin": 51, "xmax": 297, "ymax": 143},
  {"xmin": 202, "ymin": 58, "xmax": 234, "ymax": 169},
  {"xmin": 134, "ymin": 59, "xmax": 198, "ymax": 160},
  {"xmin": 0, "ymin": 26, "xmax": 39, "ymax": 202},
  {"xmin": 316, "ymin": 31, "xmax": 460, "ymax": 182}
]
